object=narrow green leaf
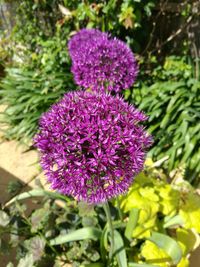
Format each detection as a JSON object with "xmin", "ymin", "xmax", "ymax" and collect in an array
[
  {"xmin": 113, "ymin": 230, "xmax": 127, "ymax": 267},
  {"xmin": 4, "ymin": 189, "xmax": 69, "ymax": 207},
  {"xmin": 100, "ymin": 227, "xmax": 108, "ymax": 262},
  {"xmin": 148, "ymin": 232, "xmax": 182, "ymax": 264},
  {"xmin": 160, "ymin": 114, "xmax": 170, "ymax": 128},
  {"xmin": 164, "ymin": 215, "xmax": 184, "ymax": 228},
  {"xmin": 50, "ymin": 227, "xmax": 102, "ymax": 245},
  {"xmin": 182, "ymin": 137, "xmax": 196, "ymax": 162},
  {"xmin": 166, "ymin": 91, "xmax": 185, "ymax": 112},
  {"xmin": 125, "ymin": 208, "xmax": 139, "ymax": 240},
  {"xmin": 129, "ymin": 263, "xmax": 159, "ymax": 267}
]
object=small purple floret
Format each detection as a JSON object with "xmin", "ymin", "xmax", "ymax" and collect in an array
[
  {"xmin": 34, "ymin": 91, "xmax": 152, "ymax": 203},
  {"xmin": 68, "ymin": 29, "xmax": 138, "ymax": 93}
]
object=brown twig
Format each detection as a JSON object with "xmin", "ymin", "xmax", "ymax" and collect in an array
[
  {"xmin": 150, "ymin": 13, "xmax": 194, "ymax": 54},
  {"xmin": 141, "ymin": 0, "xmax": 170, "ymax": 56},
  {"xmin": 142, "ymin": 0, "xmax": 198, "ymax": 56}
]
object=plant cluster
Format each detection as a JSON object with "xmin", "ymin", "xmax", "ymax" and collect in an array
[
  {"xmin": 0, "ymin": 21, "xmax": 75, "ymax": 142},
  {"xmin": 132, "ymin": 56, "xmax": 200, "ymax": 183},
  {"xmin": 0, "ymin": 66, "xmax": 74, "ymax": 142},
  {"xmin": 1, "ymin": 162, "xmax": 200, "ymax": 267}
]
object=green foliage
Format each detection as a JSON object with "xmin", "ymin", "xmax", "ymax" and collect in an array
[
  {"xmin": 118, "ymin": 163, "xmax": 200, "ymax": 266},
  {"xmin": 58, "ymin": 0, "xmax": 155, "ymax": 41},
  {"xmin": 0, "ymin": 6, "xmax": 76, "ymax": 143},
  {"xmin": 0, "ymin": 67, "xmax": 74, "ymax": 142},
  {"xmin": 2, "ymin": 163, "xmax": 200, "ymax": 266},
  {"xmin": 133, "ymin": 56, "xmax": 200, "ymax": 181},
  {"xmin": 2, "ymin": 0, "xmax": 156, "ymax": 62},
  {"xmin": 1, "ymin": 192, "xmax": 102, "ymax": 266}
]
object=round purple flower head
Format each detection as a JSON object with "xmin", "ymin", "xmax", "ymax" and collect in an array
[
  {"xmin": 68, "ymin": 29, "xmax": 138, "ymax": 93},
  {"xmin": 68, "ymin": 28, "xmax": 109, "ymax": 61},
  {"xmin": 34, "ymin": 91, "xmax": 151, "ymax": 203}
]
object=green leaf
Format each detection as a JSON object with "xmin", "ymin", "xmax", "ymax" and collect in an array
[
  {"xmin": 24, "ymin": 236, "xmax": 46, "ymax": 261},
  {"xmin": 179, "ymin": 193, "xmax": 200, "ymax": 233},
  {"xmin": 182, "ymin": 137, "xmax": 196, "ymax": 162},
  {"xmin": 158, "ymin": 184, "xmax": 180, "ymax": 216},
  {"xmin": 82, "ymin": 216, "xmax": 98, "ymax": 227},
  {"xmin": 177, "ymin": 257, "xmax": 189, "ymax": 267},
  {"xmin": 4, "ymin": 189, "xmax": 69, "ymax": 207},
  {"xmin": 125, "ymin": 208, "xmax": 139, "ymax": 240},
  {"xmin": 100, "ymin": 227, "xmax": 108, "ymax": 262},
  {"xmin": 113, "ymin": 230, "xmax": 127, "ymax": 267},
  {"xmin": 129, "ymin": 263, "xmax": 159, "ymax": 267},
  {"xmin": 166, "ymin": 91, "xmax": 185, "ymax": 112},
  {"xmin": 120, "ymin": 182, "xmax": 159, "ymax": 238},
  {"xmin": 78, "ymin": 202, "xmax": 95, "ymax": 217},
  {"xmin": 30, "ymin": 204, "xmax": 50, "ymax": 233},
  {"xmin": 0, "ymin": 210, "xmax": 10, "ymax": 227},
  {"xmin": 148, "ymin": 232, "xmax": 182, "ymax": 264},
  {"xmin": 17, "ymin": 254, "xmax": 34, "ymax": 267},
  {"xmin": 50, "ymin": 227, "xmax": 102, "ymax": 245},
  {"xmin": 141, "ymin": 240, "xmax": 172, "ymax": 266},
  {"xmin": 164, "ymin": 215, "xmax": 184, "ymax": 228},
  {"xmin": 176, "ymin": 228, "xmax": 200, "ymax": 256}
]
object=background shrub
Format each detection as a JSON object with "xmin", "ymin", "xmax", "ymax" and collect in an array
[
  {"xmin": 132, "ymin": 57, "xmax": 200, "ymax": 184},
  {"xmin": 0, "ymin": 67, "xmax": 74, "ymax": 142}
]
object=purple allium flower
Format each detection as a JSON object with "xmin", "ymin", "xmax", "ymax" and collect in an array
[
  {"xmin": 68, "ymin": 29, "xmax": 138, "ymax": 93},
  {"xmin": 34, "ymin": 91, "xmax": 151, "ymax": 203},
  {"xmin": 68, "ymin": 28, "xmax": 109, "ymax": 61}
]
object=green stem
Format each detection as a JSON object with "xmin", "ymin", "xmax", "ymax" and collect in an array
[
  {"xmin": 103, "ymin": 202, "xmax": 114, "ymax": 259},
  {"xmin": 116, "ymin": 197, "xmax": 123, "ymax": 222}
]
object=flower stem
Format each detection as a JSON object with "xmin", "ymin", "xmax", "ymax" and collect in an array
[
  {"xmin": 103, "ymin": 202, "xmax": 114, "ymax": 259},
  {"xmin": 116, "ymin": 197, "xmax": 123, "ymax": 222}
]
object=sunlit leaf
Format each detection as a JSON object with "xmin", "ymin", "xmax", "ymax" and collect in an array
[
  {"xmin": 50, "ymin": 227, "xmax": 102, "ymax": 245},
  {"xmin": 113, "ymin": 230, "xmax": 127, "ymax": 267},
  {"xmin": 58, "ymin": 4, "xmax": 72, "ymax": 17},
  {"xmin": 179, "ymin": 193, "xmax": 200, "ymax": 233},
  {"xmin": 148, "ymin": 232, "xmax": 182, "ymax": 264},
  {"xmin": 125, "ymin": 208, "xmax": 139, "ymax": 240},
  {"xmin": 176, "ymin": 228, "xmax": 200, "ymax": 256},
  {"xmin": 141, "ymin": 240, "xmax": 172, "ymax": 267},
  {"xmin": 119, "ymin": 4, "xmax": 135, "ymax": 29},
  {"xmin": 158, "ymin": 185, "xmax": 180, "ymax": 215},
  {"xmin": 177, "ymin": 257, "xmax": 189, "ymax": 267},
  {"xmin": 120, "ymin": 181, "xmax": 159, "ymax": 238},
  {"xmin": 163, "ymin": 215, "xmax": 184, "ymax": 228},
  {"xmin": 4, "ymin": 189, "xmax": 69, "ymax": 207},
  {"xmin": 0, "ymin": 210, "xmax": 10, "ymax": 227},
  {"xmin": 17, "ymin": 254, "xmax": 34, "ymax": 267}
]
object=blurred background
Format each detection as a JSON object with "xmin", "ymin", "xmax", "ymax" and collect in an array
[{"xmin": 0, "ymin": 1, "xmax": 200, "ymax": 266}]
